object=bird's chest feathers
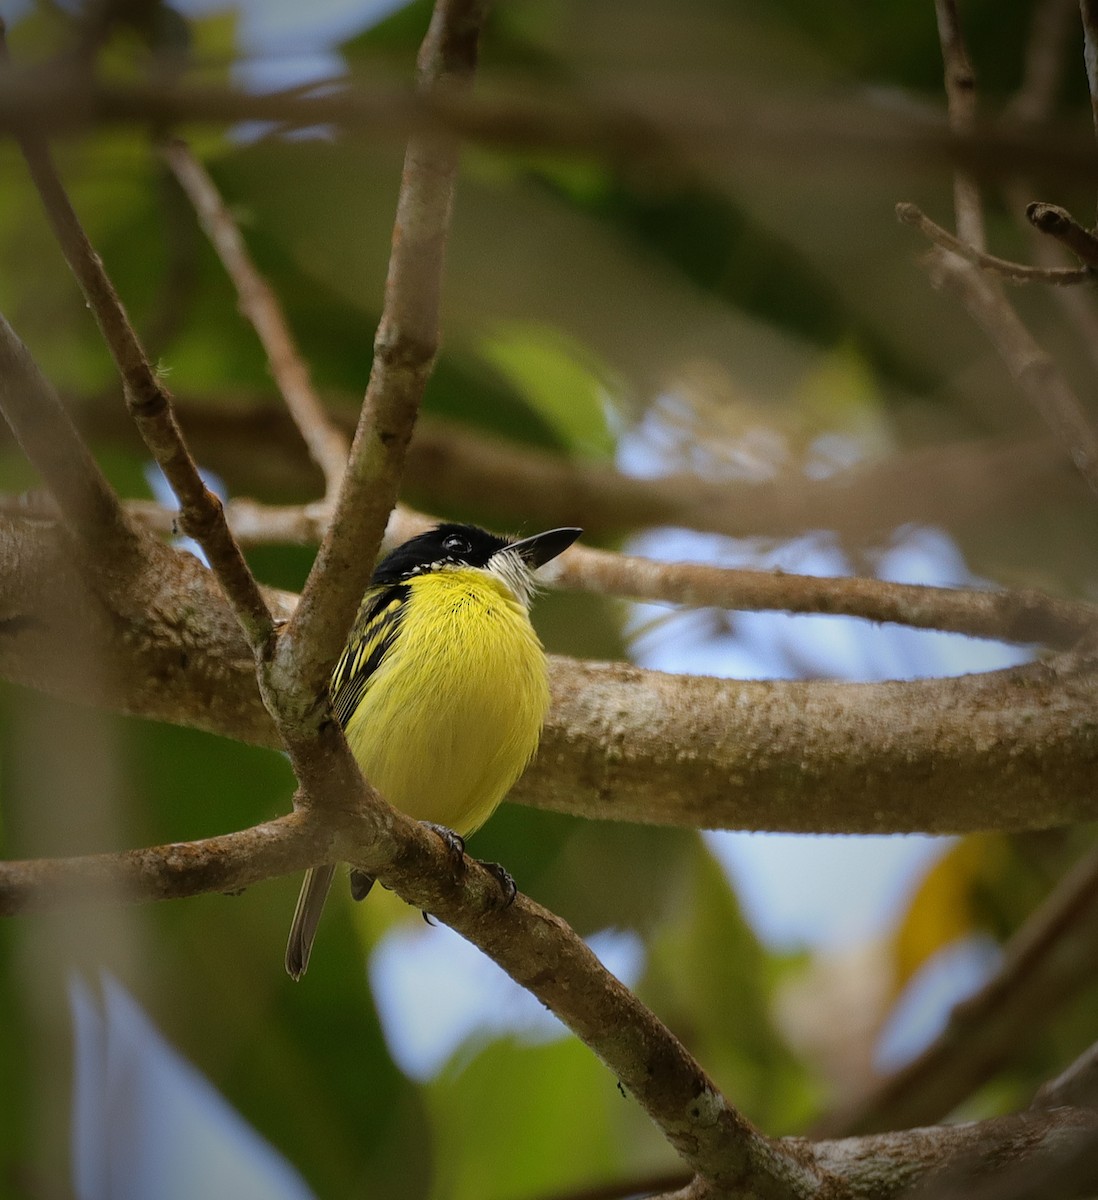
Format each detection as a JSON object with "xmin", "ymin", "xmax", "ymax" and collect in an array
[
  {"xmin": 342, "ymin": 569, "xmax": 549, "ymax": 831},
  {"xmin": 401, "ymin": 570, "xmax": 541, "ymax": 679}
]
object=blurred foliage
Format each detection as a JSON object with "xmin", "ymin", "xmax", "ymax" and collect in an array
[{"xmin": 1, "ymin": 0, "xmax": 1098, "ymax": 1198}]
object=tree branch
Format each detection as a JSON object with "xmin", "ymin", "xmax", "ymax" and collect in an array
[
  {"xmin": 65, "ymin": 397, "xmax": 1090, "ymax": 544},
  {"xmin": 2, "ymin": 67, "xmax": 1098, "ymax": 182},
  {"xmin": 95, "ymin": 491, "xmax": 1098, "ymax": 649},
  {"xmin": 1006, "ymin": 0, "xmax": 1078, "ymax": 125},
  {"xmin": 1026, "ymin": 200, "xmax": 1098, "ymax": 268},
  {"xmin": 6, "ymin": 748, "xmax": 1098, "ymax": 1197},
  {"xmin": 0, "ymin": 811, "xmax": 326, "ymax": 914},
  {"xmin": 267, "ymin": 0, "xmax": 490, "ymax": 730},
  {"xmin": 897, "ymin": 202, "xmax": 1090, "ymax": 284},
  {"xmin": 1081, "ymin": 0, "xmax": 1098, "ymax": 167},
  {"xmin": 934, "ymin": 0, "xmax": 986, "ymax": 248},
  {"xmin": 551, "ymin": 541, "xmax": 1097, "ymax": 649}
]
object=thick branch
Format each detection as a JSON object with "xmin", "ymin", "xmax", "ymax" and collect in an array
[
  {"xmin": 526, "ymin": 654, "xmax": 1098, "ymax": 833},
  {"xmin": 1, "ymin": 69, "xmax": 1098, "ymax": 182},
  {"xmin": 1, "ymin": 514, "xmax": 1096, "ymax": 836},
  {"xmin": 269, "ymin": 0, "xmax": 490, "ymax": 728},
  {"xmin": 66, "ymin": 398, "xmax": 1090, "ymax": 544}
]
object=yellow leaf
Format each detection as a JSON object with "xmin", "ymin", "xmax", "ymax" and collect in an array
[{"xmin": 888, "ymin": 834, "xmax": 1008, "ymax": 1000}]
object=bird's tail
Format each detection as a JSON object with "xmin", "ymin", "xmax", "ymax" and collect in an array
[{"xmin": 285, "ymin": 864, "xmax": 336, "ymax": 980}]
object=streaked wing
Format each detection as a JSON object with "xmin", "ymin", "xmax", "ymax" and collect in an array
[{"xmin": 330, "ymin": 583, "xmax": 408, "ymax": 728}]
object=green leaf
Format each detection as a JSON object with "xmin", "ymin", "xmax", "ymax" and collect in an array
[
  {"xmin": 426, "ymin": 1035, "xmax": 640, "ymax": 1200},
  {"xmin": 641, "ymin": 840, "xmax": 819, "ymax": 1132},
  {"xmin": 476, "ymin": 322, "xmax": 616, "ymax": 457}
]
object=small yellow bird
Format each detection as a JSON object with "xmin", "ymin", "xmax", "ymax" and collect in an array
[{"xmin": 285, "ymin": 522, "xmax": 581, "ymax": 979}]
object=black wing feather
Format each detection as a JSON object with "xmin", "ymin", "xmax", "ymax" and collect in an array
[{"xmin": 330, "ymin": 583, "xmax": 409, "ymax": 728}]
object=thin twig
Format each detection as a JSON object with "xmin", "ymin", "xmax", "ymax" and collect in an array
[
  {"xmin": 923, "ymin": 246, "xmax": 1098, "ymax": 496},
  {"xmin": 814, "ymin": 842, "xmax": 1098, "ymax": 1137},
  {"xmin": 551, "ymin": 542, "xmax": 1098, "ymax": 649},
  {"xmin": 1005, "ymin": 3, "xmax": 1098, "ymax": 370},
  {"xmin": 897, "ymin": 202, "xmax": 1091, "ymax": 283},
  {"xmin": 1026, "ymin": 200, "xmax": 1098, "ymax": 268},
  {"xmin": 268, "ymin": 0, "xmax": 491, "ymax": 722},
  {"xmin": 161, "ymin": 138, "xmax": 348, "ymax": 506},
  {"xmin": 3, "ymin": 65, "xmax": 273, "ymax": 649},
  {"xmin": 934, "ymin": 0, "xmax": 986, "ymax": 247},
  {"xmin": 0, "ymin": 810, "xmax": 326, "ymax": 914}
]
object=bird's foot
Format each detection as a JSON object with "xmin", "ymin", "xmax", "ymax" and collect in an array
[
  {"xmin": 420, "ymin": 822, "xmax": 467, "ymax": 924},
  {"xmin": 422, "ymin": 822, "xmax": 466, "ymax": 867},
  {"xmin": 479, "ymin": 861, "xmax": 517, "ymax": 908}
]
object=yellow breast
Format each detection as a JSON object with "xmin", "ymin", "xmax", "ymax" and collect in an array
[{"xmin": 341, "ymin": 568, "xmax": 550, "ymax": 835}]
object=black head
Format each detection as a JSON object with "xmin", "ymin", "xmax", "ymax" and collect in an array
[{"xmin": 372, "ymin": 524, "xmax": 510, "ymax": 585}]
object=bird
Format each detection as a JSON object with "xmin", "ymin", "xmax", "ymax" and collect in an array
[{"xmin": 285, "ymin": 521, "xmax": 582, "ymax": 979}]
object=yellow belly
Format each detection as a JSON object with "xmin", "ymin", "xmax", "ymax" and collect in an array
[{"xmin": 342, "ymin": 569, "xmax": 550, "ymax": 835}]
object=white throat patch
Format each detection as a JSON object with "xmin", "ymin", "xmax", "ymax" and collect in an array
[{"xmin": 485, "ymin": 547, "xmax": 538, "ymax": 608}]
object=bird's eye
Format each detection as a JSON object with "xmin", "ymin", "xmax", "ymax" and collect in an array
[{"xmin": 443, "ymin": 534, "xmax": 470, "ymax": 554}]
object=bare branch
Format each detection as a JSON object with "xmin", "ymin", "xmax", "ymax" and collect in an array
[
  {"xmin": 934, "ymin": 0, "xmax": 986, "ymax": 247},
  {"xmin": 897, "ymin": 202, "xmax": 1091, "ymax": 284},
  {"xmin": 6, "ymin": 77, "xmax": 273, "ymax": 648},
  {"xmin": 161, "ymin": 138, "xmax": 348, "ymax": 506},
  {"xmin": 0, "ymin": 811, "xmax": 326, "ymax": 915},
  {"xmin": 64, "ymin": 395, "xmax": 1090, "ymax": 545},
  {"xmin": 815, "ymin": 843, "xmax": 1098, "ymax": 1136},
  {"xmin": 267, "ymin": 0, "xmax": 491, "ymax": 729},
  {"xmin": 810, "ymin": 1109, "xmax": 1098, "ymax": 1200},
  {"xmin": 0, "ymin": 736, "xmax": 819, "ymax": 1196},
  {"xmin": 1026, "ymin": 200, "xmax": 1098, "ymax": 268},
  {"xmin": 110, "ymin": 492, "xmax": 1098, "ymax": 649},
  {"xmin": 2, "ymin": 67, "xmax": 1098, "ymax": 184},
  {"xmin": 7, "ymin": 762, "xmax": 1098, "ymax": 1198},
  {"xmin": 551, "ymin": 541, "xmax": 1098, "ymax": 649}
]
